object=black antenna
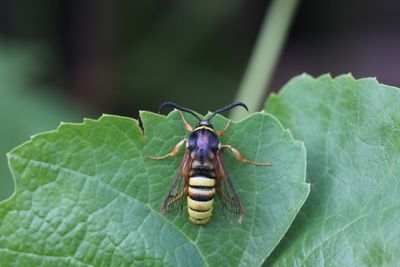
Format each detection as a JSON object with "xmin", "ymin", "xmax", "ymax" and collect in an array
[
  {"xmin": 159, "ymin": 102, "xmax": 202, "ymax": 121},
  {"xmin": 207, "ymin": 102, "xmax": 248, "ymax": 120}
]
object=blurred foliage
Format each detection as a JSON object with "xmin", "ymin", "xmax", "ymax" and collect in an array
[
  {"xmin": 1, "ymin": 1, "xmax": 269, "ymax": 116},
  {"xmin": 0, "ymin": 43, "xmax": 80, "ymax": 200}
]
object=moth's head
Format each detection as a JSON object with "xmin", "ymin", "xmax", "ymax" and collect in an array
[{"xmin": 195, "ymin": 120, "xmax": 213, "ymax": 129}]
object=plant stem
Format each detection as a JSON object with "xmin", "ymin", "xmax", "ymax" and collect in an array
[{"xmin": 231, "ymin": 0, "xmax": 300, "ymax": 120}]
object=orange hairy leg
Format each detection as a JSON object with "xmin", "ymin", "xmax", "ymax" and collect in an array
[
  {"xmin": 148, "ymin": 138, "xmax": 187, "ymax": 160},
  {"xmin": 220, "ymin": 144, "xmax": 272, "ymax": 166},
  {"xmin": 216, "ymin": 120, "xmax": 231, "ymax": 137}
]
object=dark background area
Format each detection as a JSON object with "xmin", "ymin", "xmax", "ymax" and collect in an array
[
  {"xmin": 1, "ymin": 0, "xmax": 398, "ymax": 116},
  {"xmin": 0, "ymin": 0, "xmax": 399, "ymax": 199}
]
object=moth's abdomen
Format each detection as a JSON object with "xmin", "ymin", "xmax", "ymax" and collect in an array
[{"xmin": 187, "ymin": 160, "xmax": 216, "ymax": 224}]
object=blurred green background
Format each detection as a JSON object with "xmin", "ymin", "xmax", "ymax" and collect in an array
[{"xmin": 0, "ymin": 0, "xmax": 399, "ymax": 200}]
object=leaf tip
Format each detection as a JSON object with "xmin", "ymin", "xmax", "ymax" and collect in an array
[
  {"xmin": 100, "ymin": 113, "xmax": 113, "ymax": 119},
  {"xmin": 139, "ymin": 109, "xmax": 166, "ymax": 119},
  {"xmin": 299, "ymin": 72, "xmax": 313, "ymax": 79}
]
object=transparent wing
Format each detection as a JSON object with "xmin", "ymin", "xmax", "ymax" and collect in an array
[
  {"xmin": 214, "ymin": 152, "xmax": 245, "ymax": 223},
  {"xmin": 161, "ymin": 151, "xmax": 191, "ymax": 214}
]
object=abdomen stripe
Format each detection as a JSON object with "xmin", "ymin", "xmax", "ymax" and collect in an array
[{"xmin": 187, "ymin": 175, "xmax": 215, "ymax": 224}]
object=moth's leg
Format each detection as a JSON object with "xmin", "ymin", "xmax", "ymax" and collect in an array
[
  {"xmin": 179, "ymin": 111, "xmax": 193, "ymax": 132},
  {"xmin": 220, "ymin": 144, "xmax": 272, "ymax": 166},
  {"xmin": 217, "ymin": 120, "xmax": 231, "ymax": 137},
  {"xmin": 148, "ymin": 138, "xmax": 187, "ymax": 160}
]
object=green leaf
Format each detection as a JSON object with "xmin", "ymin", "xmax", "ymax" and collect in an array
[
  {"xmin": 0, "ymin": 44, "xmax": 79, "ymax": 200},
  {"xmin": 0, "ymin": 111, "xmax": 309, "ymax": 266},
  {"xmin": 265, "ymin": 74, "xmax": 400, "ymax": 266}
]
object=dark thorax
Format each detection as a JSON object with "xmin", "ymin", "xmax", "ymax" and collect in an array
[{"xmin": 188, "ymin": 121, "xmax": 220, "ymax": 164}]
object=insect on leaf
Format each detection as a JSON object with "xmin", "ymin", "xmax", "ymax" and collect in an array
[{"xmin": 0, "ymin": 111, "xmax": 309, "ymax": 266}]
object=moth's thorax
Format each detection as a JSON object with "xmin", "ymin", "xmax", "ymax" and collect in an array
[{"xmin": 188, "ymin": 129, "xmax": 219, "ymax": 163}]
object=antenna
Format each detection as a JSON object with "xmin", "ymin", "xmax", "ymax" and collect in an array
[
  {"xmin": 207, "ymin": 102, "xmax": 248, "ymax": 120},
  {"xmin": 159, "ymin": 102, "xmax": 202, "ymax": 121}
]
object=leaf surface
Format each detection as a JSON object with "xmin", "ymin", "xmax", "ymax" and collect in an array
[
  {"xmin": 0, "ymin": 111, "xmax": 308, "ymax": 266},
  {"xmin": 265, "ymin": 74, "xmax": 400, "ymax": 266}
]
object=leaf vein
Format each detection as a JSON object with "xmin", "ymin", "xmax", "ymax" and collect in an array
[{"xmin": 9, "ymin": 154, "xmax": 208, "ymax": 266}]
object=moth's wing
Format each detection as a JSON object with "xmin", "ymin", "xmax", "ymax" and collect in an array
[
  {"xmin": 214, "ymin": 152, "xmax": 245, "ymax": 223},
  {"xmin": 161, "ymin": 150, "xmax": 191, "ymax": 214}
]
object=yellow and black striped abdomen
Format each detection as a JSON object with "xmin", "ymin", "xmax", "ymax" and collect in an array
[
  {"xmin": 187, "ymin": 161, "xmax": 216, "ymax": 224},
  {"xmin": 188, "ymin": 176, "xmax": 215, "ymax": 224}
]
